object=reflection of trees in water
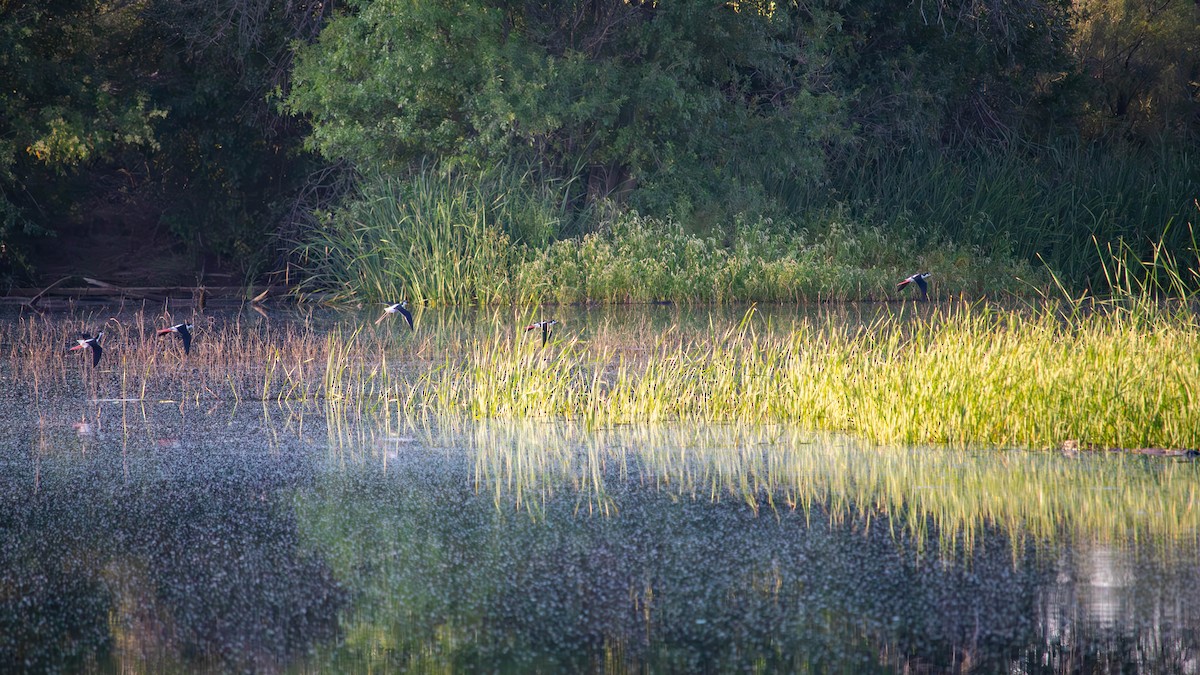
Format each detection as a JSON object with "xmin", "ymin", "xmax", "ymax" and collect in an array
[
  {"xmin": 0, "ymin": 446, "xmax": 346, "ymax": 672},
  {"xmin": 1031, "ymin": 544, "xmax": 1200, "ymax": 673}
]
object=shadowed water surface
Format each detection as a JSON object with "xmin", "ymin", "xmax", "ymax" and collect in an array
[{"xmin": 1, "ymin": 398, "xmax": 1198, "ymax": 673}]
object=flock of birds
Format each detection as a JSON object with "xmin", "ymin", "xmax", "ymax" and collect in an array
[
  {"xmin": 375, "ymin": 301, "xmax": 559, "ymax": 345},
  {"xmin": 67, "ymin": 273, "xmax": 930, "ymax": 368},
  {"xmin": 68, "ymin": 322, "xmax": 192, "ymax": 368}
]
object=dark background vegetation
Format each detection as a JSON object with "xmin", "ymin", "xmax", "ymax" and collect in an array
[{"xmin": 1, "ymin": 0, "xmax": 1197, "ymax": 292}]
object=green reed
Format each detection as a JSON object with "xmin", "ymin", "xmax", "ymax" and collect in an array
[
  {"xmin": 5, "ymin": 291, "xmax": 1199, "ymax": 451},
  {"xmin": 426, "ymin": 305, "xmax": 1199, "ymax": 449},
  {"xmin": 292, "ymin": 165, "xmax": 573, "ymax": 306},
  {"xmin": 292, "ymin": 165, "xmax": 1042, "ymax": 306},
  {"xmin": 828, "ymin": 139, "xmax": 1198, "ymax": 285}
]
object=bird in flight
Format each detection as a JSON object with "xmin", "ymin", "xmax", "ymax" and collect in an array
[
  {"xmin": 377, "ymin": 301, "xmax": 414, "ymax": 328},
  {"xmin": 157, "ymin": 322, "xmax": 194, "ymax": 354},
  {"xmin": 68, "ymin": 332, "xmax": 104, "ymax": 367},
  {"xmin": 896, "ymin": 272, "xmax": 932, "ymax": 301},
  {"xmin": 525, "ymin": 319, "xmax": 558, "ymax": 347}
]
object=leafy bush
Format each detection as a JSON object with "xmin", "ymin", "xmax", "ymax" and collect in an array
[{"xmin": 294, "ymin": 166, "xmax": 1043, "ymax": 305}]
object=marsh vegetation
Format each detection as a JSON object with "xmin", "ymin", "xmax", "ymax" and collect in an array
[{"xmin": 8, "ymin": 284, "xmax": 1200, "ymax": 452}]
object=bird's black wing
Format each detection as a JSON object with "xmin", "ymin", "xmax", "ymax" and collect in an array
[
  {"xmin": 91, "ymin": 343, "xmax": 103, "ymax": 367},
  {"xmin": 398, "ymin": 305, "xmax": 414, "ymax": 329},
  {"xmin": 914, "ymin": 275, "xmax": 928, "ymax": 297},
  {"xmin": 179, "ymin": 325, "xmax": 192, "ymax": 354}
]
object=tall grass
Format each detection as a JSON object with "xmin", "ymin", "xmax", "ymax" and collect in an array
[
  {"xmin": 292, "ymin": 165, "xmax": 1042, "ymax": 305},
  {"xmin": 829, "ymin": 140, "xmax": 1199, "ymax": 284},
  {"xmin": 292, "ymin": 140, "xmax": 1195, "ymax": 306},
  {"xmin": 431, "ymin": 304, "xmax": 1200, "ymax": 449},
  {"xmin": 7, "ymin": 295, "xmax": 1198, "ymax": 450},
  {"xmin": 292, "ymin": 164, "xmax": 578, "ymax": 306},
  {"xmin": 7, "ymin": 240, "xmax": 1197, "ymax": 448}
]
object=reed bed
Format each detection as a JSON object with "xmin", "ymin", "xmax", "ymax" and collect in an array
[
  {"xmin": 293, "ymin": 168, "xmax": 1043, "ymax": 305},
  {"xmin": 418, "ymin": 303, "xmax": 1200, "ymax": 450},
  {"xmin": 4, "ymin": 298, "xmax": 1199, "ymax": 450}
]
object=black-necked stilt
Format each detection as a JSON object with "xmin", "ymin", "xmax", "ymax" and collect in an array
[
  {"xmin": 377, "ymin": 302, "xmax": 414, "ymax": 328},
  {"xmin": 897, "ymin": 272, "xmax": 931, "ymax": 301},
  {"xmin": 68, "ymin": 332, "xmax": 104, "ymax": 367},
  {"xmin": 525, "ymin": 320, "xmax": 558, "ymax": 347},
  {"xmin": 157, "ymin": 322, "xmax": 194, "ymax": 354}
]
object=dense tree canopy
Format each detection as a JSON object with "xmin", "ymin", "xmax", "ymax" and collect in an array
[
  {"xmin": 0, "ymin": 0, "xmax": 331, "ymax": 283},
  {"xmin": 0, "ymin": 0, "xmax": 1196, "ymax": 286},
  {"xmin": 287, "ymin": 0, "xmax": 1196, "ymax": 221},
  {"xmin": 287, "ymin": 0, "xmax": 851, "ymax": 220}
]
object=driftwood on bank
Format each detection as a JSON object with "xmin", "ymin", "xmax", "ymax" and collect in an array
[
  {"xmin": 1060, "ymin": 439, "xmax": 1200, "ymax": 458},
  {"xmin": 3, "ymin": 277, "xmax": 296, "ymax": 310}
]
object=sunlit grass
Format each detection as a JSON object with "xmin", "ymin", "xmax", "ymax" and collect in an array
[
  {"xmin": 6, "ymin": 299, "xmax": 1200, "ymax": 449},
  {"xmin": 417, "ymin": 303, "xmax": 1200, "ymax": 450}
]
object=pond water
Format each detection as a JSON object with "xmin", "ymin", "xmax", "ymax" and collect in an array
[{"xmin": 1, "ymin": 307, "xmax": 1198, "ymax": 672}]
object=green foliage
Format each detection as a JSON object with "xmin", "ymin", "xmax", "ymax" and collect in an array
[
  {"xmin": 287, "ymin": 0, "xmax": 501, "ymax": 170},
  {"xmin": 293, "ymin": 165, "xmax": 580, "ymax": 306},
  {"xmin": 139, "ymin": 0, "xmax": 333, "ymax": 272},
  {"xmin": 0, "ymin": 0, "xmax": 165, "ymax": 281},
  {"xmin": 295, "ymin": 165, "xmax": 1042, "ymax": 305},
  {"xmin": 0, "ymin": 2, "xmax": 163, "ymax": 176},
  {"xmin": 1074, "ymin": 0, "xmax": 1200, "ymax": 140},
  {"xmin": 528, "ymin": 211, "xmax": 1040, "ymax": 304},
  {"xmin": 0, "ymin": 0, "xmax": 333, "ymax": 283},
  {"xmin": 833, "ymin": 0, "xmax": 1078, "ymax": 145},
  {"xmin": 827, "ymin": 139, "xmax": 1199, "ymax": 284},
  {"xmin": 287, "ymin": 0, "xmax": 848, "ymax": 222}
]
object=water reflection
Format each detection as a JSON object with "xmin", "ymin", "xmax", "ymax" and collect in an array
[
  {"xmin": 1, "ymin": 402, "xmax": 1198, "ymax": 672},
  {"xmin": 1, "ymin": 402, "xmax": 346, "ymax": 672}
]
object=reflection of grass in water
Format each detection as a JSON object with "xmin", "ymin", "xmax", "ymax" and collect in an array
[
  {"xmin": 5, "ymin": 299, "xmax": 1200, "ymax": 449},
  {"xmin": 296, "ymin": 415, "xmax": 1200, "ymax": 672},
  {"xmin": 448, "ymin": 419, "xmax": 1200, "ymax": 549}
]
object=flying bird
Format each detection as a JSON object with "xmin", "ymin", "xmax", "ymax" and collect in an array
[
  {"xmin": 896, "ymin": 272, "xmax": 932, "ymax": 301},
  {"xmin": 68, "ymin": 332, "xmax": 104, "ymax": 367},
  {"xmin": 525, "ymin": 319, "xmax": 558, "ymax": 347},
  {"xmin": 157, "ymin": 322, "xmax": 194, "ymax": 354},
  {"xmin": 377, "ymin": 301, "xmax": 414, "ymax": 328}
]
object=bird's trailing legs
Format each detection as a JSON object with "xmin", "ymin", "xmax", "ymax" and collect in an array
[
  {"xmin": 68, "ymin": 331, "xmax": 104, "ymax": 367},
  {"xmin": 157, "ymin": 322, "xmax": 194, "ymax": 354}
]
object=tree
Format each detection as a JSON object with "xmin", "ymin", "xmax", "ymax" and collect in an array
[
  {"xmin": 1073, "ymin": 0, "xmax": 1200, "ymax": 140},
  {"xmin": 287, "ymin": 0, "xmax": 849, "ymax": 222},
  {"xmin": 0, "ymin": 0, "xmax": 162, "ymax": 281},
  {"xmin": 0, "ymin": 0, "xmax": 335, "ymax": 284}
]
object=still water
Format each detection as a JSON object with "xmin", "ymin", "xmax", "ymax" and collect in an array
[{"xmin": 2, "ymin": 398, "xmax": 1198, "ymax": 673}]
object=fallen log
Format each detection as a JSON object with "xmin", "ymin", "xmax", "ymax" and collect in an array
[{"xmin": 2, "ymin": 283, "xmax": 308, "ymax": 314}]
